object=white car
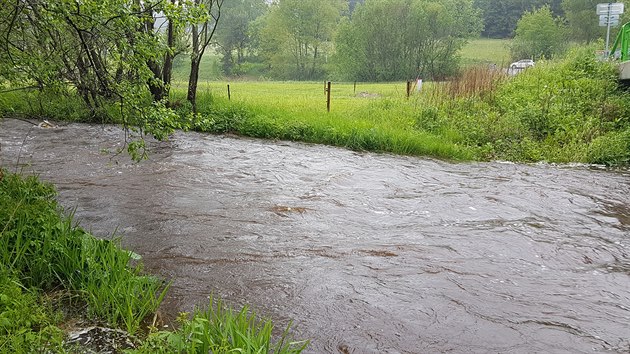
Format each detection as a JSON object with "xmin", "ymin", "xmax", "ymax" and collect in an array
[{"xmin": 510, "ymin": 59, "xmax": 535, "ymax": 70}]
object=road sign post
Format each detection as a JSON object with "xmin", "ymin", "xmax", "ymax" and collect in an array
[{"xmin": 598, "ymin": 3, "xmax": 625, "ymax": 56}]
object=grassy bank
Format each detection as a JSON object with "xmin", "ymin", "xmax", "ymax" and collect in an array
[
  {"xmin": 1, "ymin": 47, "xmax": 629, "ymax": 165},
  {"xmin": 0, "ymin": 170, "xmax": 307, "ymax": 353},
  {"xmin": 169, "ymin": 80, "xmax": 474, "ymax": 161}
]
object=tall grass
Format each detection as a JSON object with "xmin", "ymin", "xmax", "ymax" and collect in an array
[
  {"xmin": 428, "ymin": 66, "xmax": 507, "ymax": 101},
  {"xmin": 0, "ymin": 172, "xmax": 168, "ymax": 335},
  {"xmin": 134, "ymin": 297, "xmax": 308, "ymax": 354}
]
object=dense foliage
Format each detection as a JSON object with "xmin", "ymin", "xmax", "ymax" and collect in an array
[
  {"xmin": 334, "ymin": 0, "xmax": 482, "ymax": 81},
  {"xmin": 511, "ymin": 6, "xmax": 567, "ymax": 60},
  {"xmin": 419, "ymin": 48, "xmax": 630, "ymax": 164},
  {"xmin": 473, "ymin": 0, "xmax": 563, "ymax": 38},
  {"xmin": 0, "ymin": 0, "xmax": 221, "ymax": 148}
]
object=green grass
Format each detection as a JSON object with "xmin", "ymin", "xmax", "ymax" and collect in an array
[
  {"xmin": 460, "ymin": 38, "xmax": 512, "ymax": 67},
  {"xmin": 169, "ymin": 80, "xmax": 474, "ymax": 161},
  {"xmin": 171, "ymin": 51, "xmax": 223, "ymax": 83},
  {"xmin": 0, "ymin": 271, "xmax": 65, "ymax": 352},
  {"xmin": 134, "ymin": 297, "xmax": 308, "ymax": 354},
  {"xmin": 0, "ymin": 172, "xmax": 167, "ymax": 335}
]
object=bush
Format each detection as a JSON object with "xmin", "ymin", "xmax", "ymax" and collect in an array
[{"xmin": 587, "ymin": 129, "xmax": 630, "ymax": 165}]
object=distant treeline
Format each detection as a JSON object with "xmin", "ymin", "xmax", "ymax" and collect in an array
[
  {"xmin": 1, "ymin": 0, "xmax": 629, "ymax": 122},
  {"xmin": 215, "ymin": 0, "xmax": 629, "ymax": 81}
]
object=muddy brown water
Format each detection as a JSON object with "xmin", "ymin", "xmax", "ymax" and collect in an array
[{"xmin": 1, "ymin": 118, "xmax": 629, "ymax": 353}]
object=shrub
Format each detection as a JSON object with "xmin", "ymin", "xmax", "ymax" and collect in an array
[{"xmin": 587, "ymin": 129, "xmax": 630, "ymax": 165}]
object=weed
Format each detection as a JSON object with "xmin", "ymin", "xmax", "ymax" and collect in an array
[{"xmin": 134, "ymin": 296, "xmax": 308, "ymax": 354}]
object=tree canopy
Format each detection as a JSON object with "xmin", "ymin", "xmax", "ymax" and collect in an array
[
  {"xmin": 474, "ymin": 0, "xmax": 563, "ymax": 38},
  {"xmin": 259, "ymin": 0, "xmax": 346, "ymax": 80},
  {"xmin": 511, "ymin": 5, "xmax": 567, "ymax": 60},
  {"xmin": 334, "ymin": 0, "xmax": 482, "ymax": 81}
]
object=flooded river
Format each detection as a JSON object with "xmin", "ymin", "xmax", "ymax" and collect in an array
[{"xmin": 1, "ymin": 118, "xmax": 629, "ymax": 353}]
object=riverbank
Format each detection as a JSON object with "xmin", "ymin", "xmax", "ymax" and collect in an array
[
  {"xmin": 2, "ymin": 119, "xmax": 628, "ymax": 352},
  {"xmin": 0, "ymin": 169, "xmax": 307, "ymax": 353},
  {"xmin": 1, "ymin": 47, "xmax": 629, "ymax": 165}
]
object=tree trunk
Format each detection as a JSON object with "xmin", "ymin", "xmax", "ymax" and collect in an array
[
  {"xmin": 188, "ymin": 24, "xmax": 200, "ymax": 112},
  {"xmin": 161, "ymin": 0, "xmax": 176, "ymax": 103},
  {"xmin": 140, "ymin": 9, "xmax": 168, "ymax": 102},
  {"xmin": 187, "ymin": 0, "xmax": 223, "ymax": 111},
  {"xmin": 310, "ymin": 45, "xmax": 318, "ymax": 79},
  {"xmin": 147, "ymin": 59, "xmax": 165, "ymax": 101},
  {"xmin": 188, "ymin": 60, "xmax": 200, "ymax": 112}
]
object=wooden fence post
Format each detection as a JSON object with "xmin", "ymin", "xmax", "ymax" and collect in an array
[
  {"xmin": 326, "ymin": 81, "xmax": 331, "ymax": 112},
  {"xmin": 227, "ymin": 84, "xmax": 231, "ymax": 101}
]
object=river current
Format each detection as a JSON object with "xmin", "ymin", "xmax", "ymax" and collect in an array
[{"xmin": 1, "ymin": 118, "xmax": 629, "ymax": 353}]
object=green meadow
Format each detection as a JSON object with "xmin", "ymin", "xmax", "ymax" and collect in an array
[
  {"xmin": 460, "ymin": 38, "xmax": 513, "ymax": 67},
  {"xmin": 169, "ymin": 79, "xmax": 474, "ymax": 161}
]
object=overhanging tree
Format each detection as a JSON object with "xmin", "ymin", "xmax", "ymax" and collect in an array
[{"xmin": 0, "ymin": 0, "xmax": 198, "ymax": 159}]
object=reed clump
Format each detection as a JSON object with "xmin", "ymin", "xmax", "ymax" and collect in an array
[{"xmin": 423, "ymin": 65, "xmax": 507, "ymax": 106}]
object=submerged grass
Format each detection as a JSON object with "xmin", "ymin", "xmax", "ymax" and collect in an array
[{"xmin": 0, "ymin": 170, "xmax": 307, "ymax": 353}]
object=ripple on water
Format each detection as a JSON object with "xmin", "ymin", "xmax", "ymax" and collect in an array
[{"xmin": 1, "ymin": 118, "xmax": 629, "ymax": 353}]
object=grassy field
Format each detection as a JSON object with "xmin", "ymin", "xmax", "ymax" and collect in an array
[
  {"xmin": 460, "ymin": 38, "xmax": 512, "ymax": 67},
  {"xmin": 169, "ymin": 79, "xmax": 474, "ymax": 161},
  {"xmin": 2, "ymin": 46, "xmax": 629, "ymax": 165},
  {"xmin": 163, "ymin": 47, "xmax": 630, "ymax": 165}
]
